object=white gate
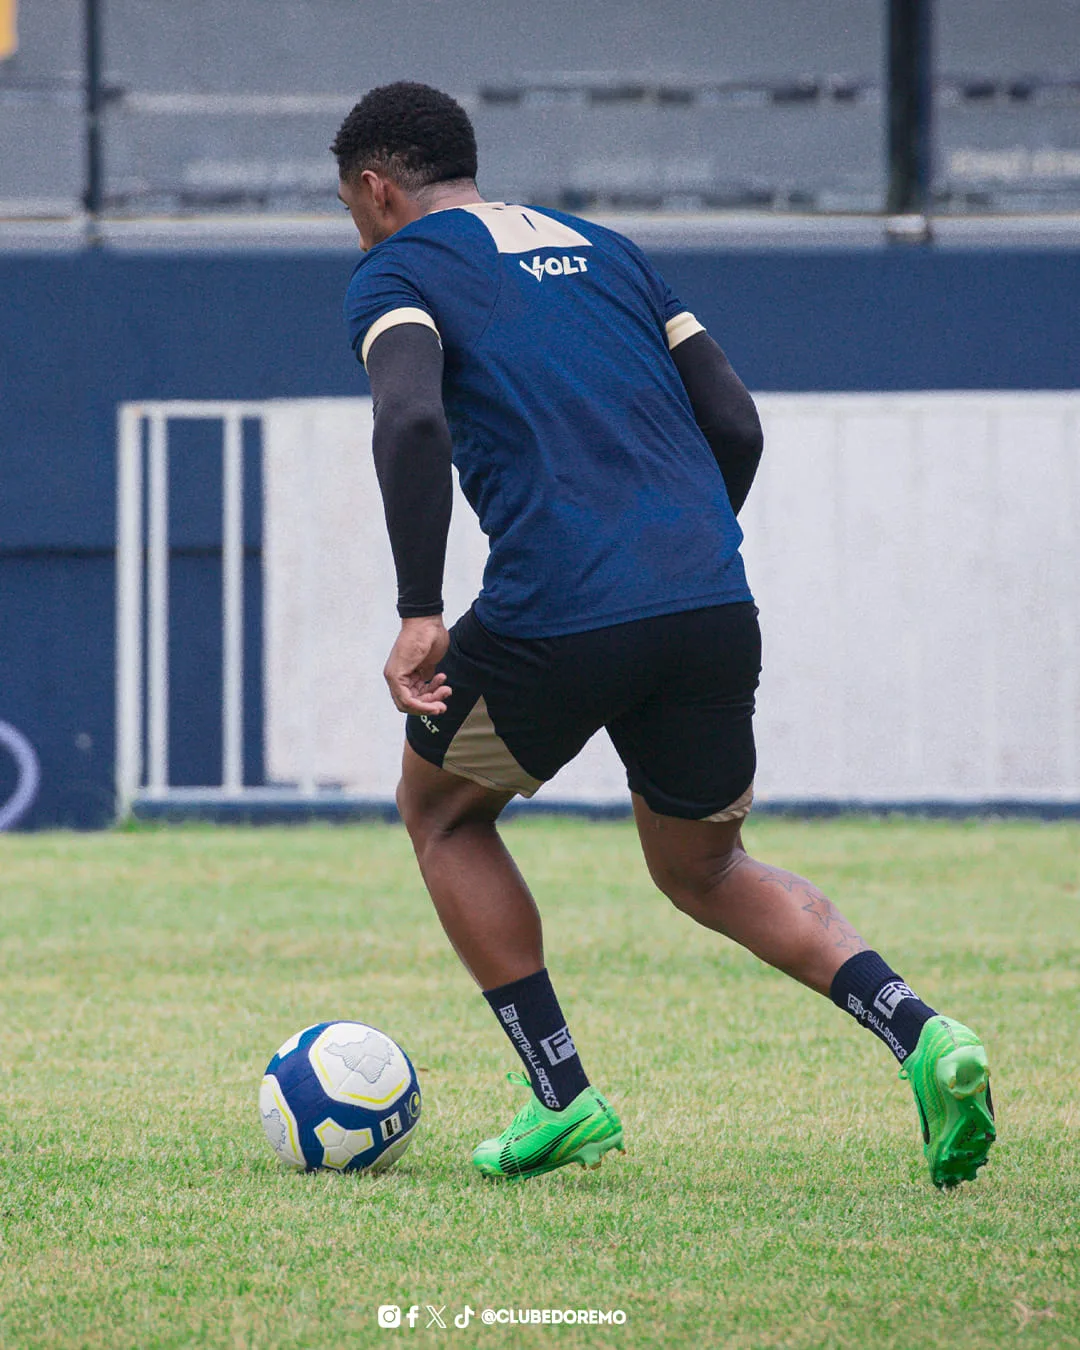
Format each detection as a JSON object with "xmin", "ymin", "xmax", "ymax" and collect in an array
[{"xmin": 115, "ymin": 401, "xmax": 264, "ymax": 817}]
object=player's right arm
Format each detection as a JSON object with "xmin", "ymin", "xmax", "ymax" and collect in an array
[
  {"xmin": 344, "ymin": 238, "xmax": 469, "ymax": 714},
  {"xmin": 360, "ymin": 315, "xmax": 455, "ymax": 715},
  {"xmin": 668, "ymin": 327, "xmax": 763, "ymax": 515},
  {"xmin": 366, "ymin": 323, "xmax": 452, "ymax": 622}
]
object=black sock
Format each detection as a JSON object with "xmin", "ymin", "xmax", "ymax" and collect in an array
[
  {"xmin": 830, "ymin": 950, "xmax": 937, "ymax": 1064},
  {"xmin": 483, "ymin": 968, "xmax": 589, "ymax": 1110}
]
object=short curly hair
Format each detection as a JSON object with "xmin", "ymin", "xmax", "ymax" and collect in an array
[{"xmin": 331, "ymin": 82, "xmax": 477, "ymax": 189}]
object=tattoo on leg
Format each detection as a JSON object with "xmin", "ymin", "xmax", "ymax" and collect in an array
[
  {"xmin": 754, "ymin": 863, "xmax": 807, "ymax": 893},
  {"xmin": 758, "ymin": 865, "xmax": 869, "ymax": 954},
  {"xmin": 800, "ymin": 892, "xmax": 869, "ymax": 954}
]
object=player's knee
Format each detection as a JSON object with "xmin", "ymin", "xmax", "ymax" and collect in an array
[
  {"xmin": 661, "ymin": 874, "xmax": 717, "ymax": 920},
  {"xmin": 395, "ymin": 774, "xmax": 496, "ymax": 850},
  {"xmin": 396, "ymin": 777, "xmax": 442, "ymax": 845},
  {"xmin": 648, "ymin": 844, "xmax": 743, "ymax": 916},
  {"xmin": 395, "ymin": 776, "xmax": 421, "ymax": 837}
]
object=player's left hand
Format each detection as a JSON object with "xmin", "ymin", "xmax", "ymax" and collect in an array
[{"xmin": 383, "ymin": 617, "xmax": 452, "ymax": 715}]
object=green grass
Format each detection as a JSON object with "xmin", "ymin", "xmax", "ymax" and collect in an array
[{"xmin": 0, "ymin": 818, "xmax": 1077, "ymax": 1349}]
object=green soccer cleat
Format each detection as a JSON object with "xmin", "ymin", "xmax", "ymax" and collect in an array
[
  {"xmin": 471, "ymin": 1072, "xmax": 625, "ymax": 1180},
  {"xmin": 899, "ymin": 1015, "xmax": 996, "ymax": 1189}
]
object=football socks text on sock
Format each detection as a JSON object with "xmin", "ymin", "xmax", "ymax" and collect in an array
[
  {"xmin": 483, "ymin": 968, "xmax": 590, "ymax": 1110},
  {"xmin": 830, "ymin": 950, "xmax": 937, "ymax": 1063}
]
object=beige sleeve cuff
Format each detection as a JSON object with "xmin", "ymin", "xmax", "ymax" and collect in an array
[
  {"xmin": 360, "ymin": 306, "xmax": 441, "ymax": 368},
  {"xmin": 665, "ymin": 310, "xmax": 706, "ymax": 350}
]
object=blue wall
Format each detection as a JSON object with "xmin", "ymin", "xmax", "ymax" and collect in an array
[{"xmin": 1, "ymin": 246, "xmax": 1077, "ymax": 827}]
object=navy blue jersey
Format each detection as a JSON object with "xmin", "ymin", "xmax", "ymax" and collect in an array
[{"xmin": 344, "ymin": 202, "xmax": 752, "ymax": 638}]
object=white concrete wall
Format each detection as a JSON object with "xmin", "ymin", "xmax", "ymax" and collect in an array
[{"xmin": 263, "ymin": 393, "xmax": 1080, "ymax": 804}]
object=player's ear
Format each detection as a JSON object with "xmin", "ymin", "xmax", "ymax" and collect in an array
[{"xmin": 361, "ymin": 169, "xmax": 388, "ymax": 212}]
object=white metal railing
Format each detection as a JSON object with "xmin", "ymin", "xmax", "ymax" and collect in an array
[{"xmin": 115, "ymin": 401, "xmax": 268, "ymax": 817}]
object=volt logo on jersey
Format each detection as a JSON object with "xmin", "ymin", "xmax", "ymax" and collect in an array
[{"xmin": 520, "ymin": 254, "xmax": 590, "ymax": 282}]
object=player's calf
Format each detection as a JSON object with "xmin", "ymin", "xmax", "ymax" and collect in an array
[{"xmin": 635, "ymin": 799, "xmax": 996, "ymax": 1188}]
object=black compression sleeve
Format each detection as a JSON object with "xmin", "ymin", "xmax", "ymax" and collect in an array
[
  {"xmin": 670, "ymin": 330, "xmax": 764, "ymax": 515},
  {"xmin": 364, "ymin": 323, "xmax": 453, "ymax": 618}
]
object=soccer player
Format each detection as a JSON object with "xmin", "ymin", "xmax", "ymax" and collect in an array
[{"xmin": 331, "ymin": 83, "xmax": 996, "ymax": 1187}]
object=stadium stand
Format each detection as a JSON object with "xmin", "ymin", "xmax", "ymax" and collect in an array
[
  {"xmin": 98, "ymin": 0, "xmax": 881, "ymax": 213},
  {"xmin": 1, "ymin": 0, "xmax": 1077, "ymax": 217},
  {"xmin": 936, "ymin": 0, "xmax": 1080, "ymax": 209},
  {"xmin": 0, "ymin": 0, "xmax": 83, "ymax": 214}
]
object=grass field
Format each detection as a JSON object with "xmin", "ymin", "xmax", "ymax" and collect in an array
[{"xmin": 0, "ymin": 818, "xmax": 1077, "ymax": 1349}]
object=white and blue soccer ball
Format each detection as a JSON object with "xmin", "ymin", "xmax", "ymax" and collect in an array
[{"xmin": 259, "ymin": 1021, "xmax": 421, "ymax": 1173}]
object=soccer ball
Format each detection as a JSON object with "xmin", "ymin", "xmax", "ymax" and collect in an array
[{"xmin": 259, "ymin": 1021, "xmax": 421, "ymax": 1173}]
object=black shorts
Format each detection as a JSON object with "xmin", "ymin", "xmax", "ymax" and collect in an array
[{"xmin": 405, "ymin": 601, "xmax": 760, "ymax": 821}]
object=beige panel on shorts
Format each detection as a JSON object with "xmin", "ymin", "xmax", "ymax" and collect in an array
[
  {"xmin": 702, "ymin": 781, "xmax": 754, "ymax": 823},
  {"xmin": 442, "ymin": 696, "xmax": 544, "ymax": 797}
]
